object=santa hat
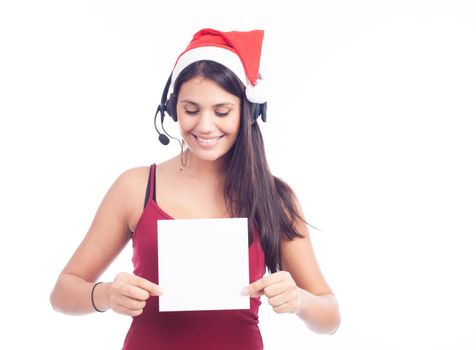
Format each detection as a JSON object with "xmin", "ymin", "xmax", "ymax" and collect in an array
[{"xmin": 170, "ymin": 28, "xmax": 267, "ymax": 104}]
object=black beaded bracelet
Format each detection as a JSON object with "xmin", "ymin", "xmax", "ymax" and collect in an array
[{"xmin": 91, "ymin": 282, "xmax": 105, "ymax": 312}]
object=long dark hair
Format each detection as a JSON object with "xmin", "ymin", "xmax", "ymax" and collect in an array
[{"xmin": 173, "ymin": 60, "xmax": 309, "ymax": 273}]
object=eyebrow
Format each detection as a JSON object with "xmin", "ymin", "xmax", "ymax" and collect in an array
[{"xmin": 179, "ymin": 99, "xmax": 234, "ymax": 108}]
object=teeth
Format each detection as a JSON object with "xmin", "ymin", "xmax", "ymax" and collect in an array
[{"xmin": 196, "ymin": 136, "xmax": 221, "ymax": 144}]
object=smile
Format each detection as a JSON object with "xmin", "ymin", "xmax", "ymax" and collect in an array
[{"xmin": 193, "ymin": 134, "xmax": 224, "ymax": 146}]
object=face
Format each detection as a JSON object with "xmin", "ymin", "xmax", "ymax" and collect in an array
[{"xmin": 177, "ymin": 76, "xmax": 241, "ymax": 162}]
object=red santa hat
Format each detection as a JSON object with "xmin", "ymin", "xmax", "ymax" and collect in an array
[{"xmin": 171, "ymin": 28, "xmax": 267, "ymax": 104}]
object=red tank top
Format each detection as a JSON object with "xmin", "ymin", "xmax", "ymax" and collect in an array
[{"xmin": 122, "ymin": 164, "xmax": 266, "ymax": 350}]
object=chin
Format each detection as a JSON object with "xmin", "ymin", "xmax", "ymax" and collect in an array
[{"xmin": 189, "ymin": 149, "xmax": 228, "ymax": 162}]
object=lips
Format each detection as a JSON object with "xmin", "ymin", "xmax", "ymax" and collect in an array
[
  {"xmin": 194, "ymin": 134, "xmax": 223, "ymax": 141},
  {"xmin": 193, "ymin": 134, "xmax": 224, "ymax": 146}
]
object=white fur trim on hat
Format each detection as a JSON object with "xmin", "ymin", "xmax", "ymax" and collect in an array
[
  {"xmin": 171, "ymin": 46, "xmax": 267, "ymax": 103},
  {"xmin": 172, "ymin": 46, "xmax": 248, "ymax": 89}
]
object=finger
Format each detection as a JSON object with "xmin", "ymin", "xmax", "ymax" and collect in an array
[
  {"xmin": 119, "ymin": 295, "xmax": 147, "ymax": 311},
  {"xmin": 272, "ymin": 301, "xmax": 293, "ymax": 314},
  {"xmin": 111, "ymin": 292, "xmax": 146, "ymax": 309},
  {"xmin": 268, "ymin": 290, "xmax": 289, "ymax": 307},
  {"xmin": 122, "ymin": 284, "xmax": 151, "ymax": 301},
  {"xmin": 131, "ymin": 275, "xmax": 163, "ymax": 296},
  {"xmin": 113, "ymin": 303, "xmax": 144, "ymax": 317},
  {"xmin": 261, "ymin": 282, "xmax": 285, "ymax": 298},
  {"xmin": 248, "ymin": 289, "xmax": 265, "ymax": 298},
  {"xmin": 246, "ymin": 277, "xmax": 270, "ymax": 297}
]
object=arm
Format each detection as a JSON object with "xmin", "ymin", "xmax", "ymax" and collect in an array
[
  {"xmin": 244, "ymin": 194, "xmax": 341, "ymax": 334},
  {"xmin": 294, "ymin": 288, "xmax": 340, "ymax": 334},
  {"xmin": 50, "ymin": 167, "xmax": 160, "ymax": 315},
  {"xmin": 280, "ymin": 196, "xmax": 341, "ymax": 334}
]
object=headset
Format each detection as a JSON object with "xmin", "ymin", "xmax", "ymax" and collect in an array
[{"xmin": 154, "ymin": 72, "xmax": 268, "ymax": 146}]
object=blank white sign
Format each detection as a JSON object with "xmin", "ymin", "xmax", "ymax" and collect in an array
[{"xmin": 157, "ymin": 217, "xmax": 250, "ymax": 312}]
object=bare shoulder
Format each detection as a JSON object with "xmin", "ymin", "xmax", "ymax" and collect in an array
[
  {"xmin": 122, "ymin": 159, "xmax": 179, "ymax": 231},
  {"xmin": 112, "ymin": 165, "xmax": 151, "ymax": 231},
  {"xmin": 111, "ymin": 166, "xmax": 150, "ymax": 203},
  {"xmin": 117, "ymin": 165, "xmax": 150, "ymax": 185},
  {"xmin": 119, "ymin": 158, "xmax": 178, "ymax": 197}
]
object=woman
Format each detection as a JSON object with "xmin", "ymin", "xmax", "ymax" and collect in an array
[{"xmin": 50, "ymin": 28, "xmax": 340, "ymax": 349}]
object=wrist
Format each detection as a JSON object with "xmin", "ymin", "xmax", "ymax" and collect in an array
[
  {"xmin": 294, "ymin": 287, "xmax": 306, "ymax": 316},
  {"xmin": 294, "ymin": 289, "xmax": 341, "ymax": 334},
  {"xmin": 91, "ymin": 282, "xmax": 111, "ymax": 312}
]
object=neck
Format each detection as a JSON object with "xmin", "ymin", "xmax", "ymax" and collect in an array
[{"xmin": 178, "ymin": 149, "xmax": 230, "ymax": 184}]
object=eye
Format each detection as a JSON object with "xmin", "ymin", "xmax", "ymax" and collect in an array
[
  {"xmin": 182, "ymin": 106, "xmax": 231, "ymax": 117},
  {"xmin": 215, "ymin": 109, "xmax": 231, "ymax": 117},
  {"xmin": 184, "ymin": 108, "xmax": 199, "ymax": 115}
]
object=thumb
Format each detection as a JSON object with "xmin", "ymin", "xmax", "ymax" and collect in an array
[{"xmin": 134, "ymin": 275, "xmax": 163, "ymax": 296}]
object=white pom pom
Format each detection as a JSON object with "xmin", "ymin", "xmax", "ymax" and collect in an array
[{"xmin": 245, "ymin": 79, "xmax": 267, "ymax": 104}]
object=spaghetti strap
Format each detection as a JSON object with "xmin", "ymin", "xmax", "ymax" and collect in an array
[
  {"xmin": 143, "ymin": 163, "xmax": 156, "ymax": 209},
  {"xmin": 151, "ymin": 163, "xmax": 156, "ymax": 202}
]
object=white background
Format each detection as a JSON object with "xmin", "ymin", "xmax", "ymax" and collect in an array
[{"xmin": 1, "ymin": 0, "xmax": 475, "ymax": 349}]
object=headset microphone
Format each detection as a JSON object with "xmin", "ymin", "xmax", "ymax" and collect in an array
[
  {"xmin": 153, "ymin": 74, "xmax": 183, "ymax": 147},
  {"xmin": 154, "ymin": 76, "xmax": 183, "ymax": 148},
  {"xmin": 153, "ymin": 104, "xmax": 170, "ymax": 145}
]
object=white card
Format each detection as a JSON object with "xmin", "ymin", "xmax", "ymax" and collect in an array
[{"xmin": 157, "ymin": 217, "xmax": 250, "ymax": 312}]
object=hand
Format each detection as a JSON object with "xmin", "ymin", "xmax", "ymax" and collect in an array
[
  {"xmin": 242, "ymin": 271, "xmax": 302, "ymax": 314},
  {"xmin": 109, "ymin": 272, "xmax": 163, "ymax": 317}
]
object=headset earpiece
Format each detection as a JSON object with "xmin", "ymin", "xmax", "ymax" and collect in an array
[
  {"xmin": 252, "ymin": 103, "xmax": 259, "ymax": 123},
  {"xmin": 251, "ymin": 102, "xmax": 267, "ymax": 123},
  {"xmin": 165, "ymin": 93, "xmax": 178, "ymax": 122},
  {"xmin": 260, "ymin": 102, "xmax": 267, "ymax": 122}
]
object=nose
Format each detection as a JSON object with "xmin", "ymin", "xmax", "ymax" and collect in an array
[{"xmin": 195, "ymin": 110, "xmax": 215, "ymax": 134}]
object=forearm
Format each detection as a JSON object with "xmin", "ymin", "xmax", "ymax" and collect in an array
[
  {"xmin": 295, "ymin": 288, "xmax": 341, "ymax": 334},
  {"xmin": 50, "ymin": 273, "xmax": 111, "ymax": 315}
]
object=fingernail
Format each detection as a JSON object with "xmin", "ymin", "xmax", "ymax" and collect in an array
[
  {"xmin": 155, "ymin": 286, "xmax": 163, "ymax": 295},
  {"xmin": 240, "ymin": 287, "xmax": 250, "ymax": 296}
]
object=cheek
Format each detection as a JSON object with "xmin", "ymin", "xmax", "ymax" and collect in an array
[
  {"xmin": 228, "ymin": 126, "xmax": 240, "ymax": 138},
  {"xmin": 224, "ymin": 113, "xmax": 241, "ymax": 135},
  {"xmin": 177, "ymin": 118, "xmax": 194, "ymax": 135}
]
